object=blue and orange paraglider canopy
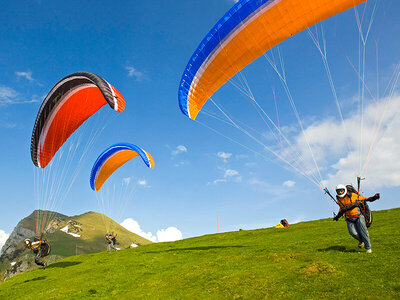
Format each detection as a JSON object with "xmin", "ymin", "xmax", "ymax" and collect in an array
[
  {"xmin": 31, "ymin": 72, "xmax": 126, "ymax": 168},
  {"xmin": 90, "ymin": 143, "xmax": 154, "ymax": 191},
  {"xmin": 178, "ymin": 0, "xmax": 366, "ymax": 120}
]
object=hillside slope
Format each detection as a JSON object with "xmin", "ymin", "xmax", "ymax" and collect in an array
[
  {"xmin": 0, "ymin": 211, "xmax": 152, "ymax": 281},
  {"xmin": 0, "ymin": 208, "xmax": 399, "ymax": 299}
]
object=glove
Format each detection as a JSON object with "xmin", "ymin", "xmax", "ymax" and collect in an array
[
  {"xmin": 333, "ymin": 214, "xmax": 340, "ymax": 221},
  {"xmin": 366, "ymin": 193, "xmax": 380, "ymax": 202}
]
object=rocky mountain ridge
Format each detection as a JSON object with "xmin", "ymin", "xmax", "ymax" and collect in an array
[{"xmin": 0, "ymin": 210, "xmax": 151, "ymax": 281}]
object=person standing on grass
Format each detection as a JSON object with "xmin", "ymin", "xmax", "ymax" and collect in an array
[
  {"xmin": 333, "ymin": 184, "xmax": 380, "ymax": 253},
  {"xmin": 105, "ymin": 233, "xmax": 119, "ymax": 253}
]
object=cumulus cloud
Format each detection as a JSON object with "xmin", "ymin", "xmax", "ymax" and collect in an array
[
  {"xmin": 15, "ymin": 71, "xmax": 33, "ymax": 81},
  {"xmin": 120, "ymin": 218, "xmax": 182, "ymax": 243},
  {"xmin": 172, "ymin": 145, "xmax": 187, "ymax": 155},
  {"xmin": 217, "ymin": 151, "xmax": 232, "ymax": 162},
  {"xmin": 120, "ymin": 218, "xmax": 157, "ymax": 242},
  {"xmin": 0, "ymin": 230, "xmax": 10, "ymax": 253},
  {"xmin": 156, "ymin": 227, "xmax": 183, "ymax": 242},
  {"xmin": 286, "ymin": 95, "xmax": 400, "ymax": 189},
  {"xmin": 125, "ymin": 66, "xmax": 145, "ymax": 81}
]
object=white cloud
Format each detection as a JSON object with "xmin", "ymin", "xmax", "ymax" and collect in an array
[
  {"xmin": 217, "ymin": 151, "xmax": 232, "ymax": 162},
  {"xmin": 137, "ymin": 179, "xmax": 150, "ymax": 188},
  {"xmin": 248, "ymin": 177, "xmax": 270, "ymax": 188},
  {"xmin": 156, "ymin": 227, "xmax": 183, "ymax": 242},
  {"xmin": 210, "ymin": 178, "xmax": 227, "ymax": 185},
  {"xmin": 123, "ymin": 177, "xmax": 131, "ymax": 185},
  {"xmin": 121, "ymin": 218, "xmax": 182, "ymax": 243},
  {"xmin": 0, "ymin": 229, "xmax": 10, "ymax": 253},
  {"xmin": 283, "ymin": 180, "xmax": 296, "ymax": 187},
  {"xmin": 138, "ymin": 179, "xmax": 147, "ymax": 186},
  {"xmin": 211, "ymin": 169, "xmax": 241, "ymax": 184},
  {"xmin": 15, "ymin": 71, "xmax": 33, "ymax": 81},
  {"xmin": 125, "ymin": 66, "xmax": 145, "ymax": 81},
  {"xmin": 286, "ymin": 95, "xmax": 400, "ymax": 189},
  {"xmin": 0, "ymin": 86, "xmax": 18, "ymax": 106},
  {"xmin": 120, "ymin": 218, "xmax": 157, "ymax": 242},
  {"xmin": 0, "ymin": 85, "xmax": 39, "ymax": 106},
  {"xmin": 224, "ymin": 169, "xmax": 239, "ymax": 178},
  {"xmin": 172, "ymin": 145, "xmax": 187, "ymax": 155},
  {"xmin": 174, "ymin": 161, "xmax": 185, "ymax": 167},
  {"xmin": 248, "ymin": 177, "xmax": 283, "ymax": 194}
]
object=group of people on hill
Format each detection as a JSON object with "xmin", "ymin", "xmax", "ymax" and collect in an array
[
  {"xmin": 23, "ymin": 231, "xmax": 120, "ymax": 269},
  {"xmin": 23, "ymin": 182, "xmax": 380, "ymax": 269}
]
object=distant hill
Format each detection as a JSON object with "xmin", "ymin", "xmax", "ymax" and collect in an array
[
  {"xmin": 0, "ymin": 210, "xmax": 152, "ymax": 281},
  {"xmin": 0, "ymin": 207, "xmax": 399, "ymax": 298}
]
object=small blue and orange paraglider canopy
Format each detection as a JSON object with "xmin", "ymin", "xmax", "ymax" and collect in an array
[{"xmin": 90, "ymin": 143, "xmax": 154, "ymax": 191}]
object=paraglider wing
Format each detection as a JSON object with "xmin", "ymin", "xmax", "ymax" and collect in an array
[
  {"xmin": 178, "ymin": 0, "xmax": 366, "ymax": 120},
  {"xmin": 90, "ymin": 143, "xmax": 154, "ymax": 191},
  {"xmin": 31, "ymin": 72, "xmax": 126, "ymax": 168}
]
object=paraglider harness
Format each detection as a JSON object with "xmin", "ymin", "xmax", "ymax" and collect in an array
[
  {"xmin": 25, "ymin": 237, "xmax": 51, "ymax": 257},
  {"xmin": 345, "ymin": 183, "xmax": 372, "ymax": 228},
  {"xmin": 280, "ymin": 219, "xmax": 289, "ymax": 228},
  {"xmin": 106, "ymin": 233, "xmax": 117, "ymax": 245}
]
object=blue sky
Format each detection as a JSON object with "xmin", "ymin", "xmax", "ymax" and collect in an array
[{"xmin": 0, "ymin": 0, "xmax": 399, "ymax": 246}]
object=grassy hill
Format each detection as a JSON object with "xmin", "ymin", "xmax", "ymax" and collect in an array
[
  {"xmin": 0, "ymin": 208, "xmax": 399, "ymax": 299},
  {"xmin": 0, "ymin": 211, "xmax": 152, "ymax": 281}
]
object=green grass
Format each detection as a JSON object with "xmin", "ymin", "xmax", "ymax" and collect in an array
[
  {"xmin": 1, "ymin": 208, "xmax": 399, "ymax": 299},
  {"xmin": 0, "ymin": 211, "xmax": 152, "ymax": 281}
]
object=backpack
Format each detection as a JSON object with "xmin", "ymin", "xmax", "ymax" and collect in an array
[
  {"xmin": 40, "ymin": 242, "xmax": 51, "ymax": 257},
  {"xmin": 280, "ymin": 219, "xmax": 289, "ymax": 228},
  {"xmin": 346, "ymin": 185, "xmax": 372, "ymax": 228}
]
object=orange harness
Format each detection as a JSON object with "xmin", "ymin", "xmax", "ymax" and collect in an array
[{"xmin": 337, "ymin": 193, "xmax": 368, "ymax": 218}]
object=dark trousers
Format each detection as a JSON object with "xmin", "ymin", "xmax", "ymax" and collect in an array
[{"xmin": 35, "ymin": 251, "xmax": 46, "ymax": 266}]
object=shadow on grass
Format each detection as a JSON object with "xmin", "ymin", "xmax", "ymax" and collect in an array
[
  {"xmin": 24, "ymin": 276, "xmax": 46, "ymax": 283},
  {"xmin": 145, "ymin": 245, "xmax": 246, "ymax": 253},
  {"xmin": 317, "ymin": 245, "xmax": 358, "ymax": 253},
  {"xmin": 47, "ymin": 261, "xmax": 82, "ymax": 268}
]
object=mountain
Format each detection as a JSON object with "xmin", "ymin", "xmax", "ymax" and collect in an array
[
  {"xmin": 0, "ymin": 210, "xmax": 152, "ymax": 281},
  {"xmin": 0, "ymin": 207, "xmax": 399, "ymax": 298}
]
